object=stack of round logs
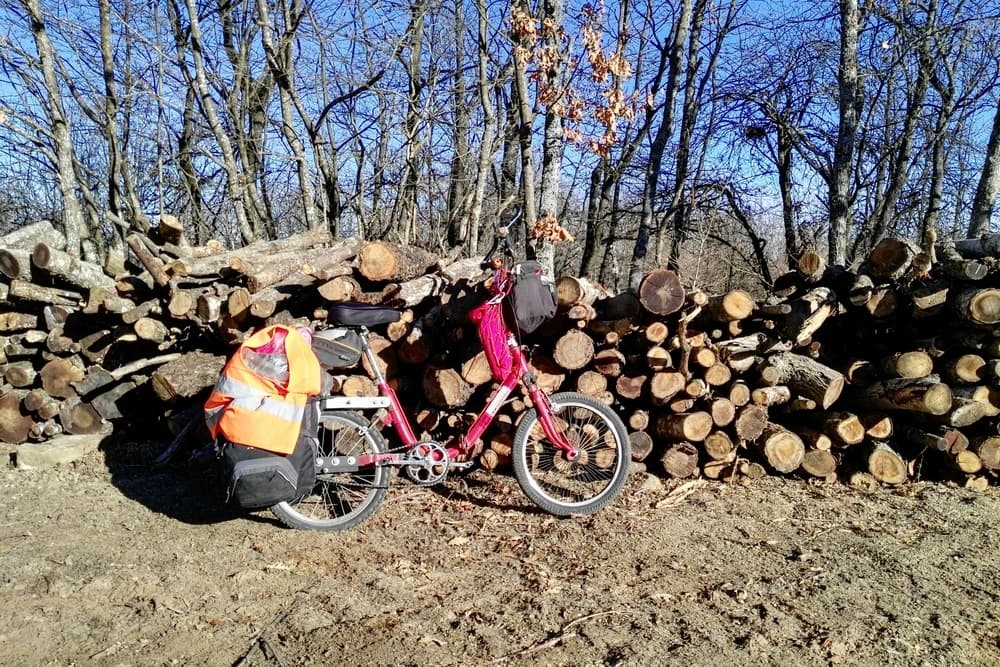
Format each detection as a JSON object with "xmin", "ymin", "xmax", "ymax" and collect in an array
[{"xmin": 2, "ymin": 218, "xmax": 999, "ymax": 489}]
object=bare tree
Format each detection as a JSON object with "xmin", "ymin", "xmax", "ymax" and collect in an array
[
  {"xmin": 628, "ymin": 0, "xmax": 694, "ymax": 289},
  {"xmin": 19, "ymin": 0, "xmax": 88, "ymax": 256},
  {"xmin": 970, "ymin": 95, "xmax": 1000, "ymax": 236},
  {"xmin": 828, "ymin": 0, "xmax": 860, "ymax": 266}
]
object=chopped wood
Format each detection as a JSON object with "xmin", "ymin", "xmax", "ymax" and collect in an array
[
  {"xmin": 656, "ymin": 411, "xmax": 713, "ymax": 442},
  {"xmin": 552, "ymin": 329, "xmax": 595, "ymax": 371},
  {"xmin": 659, "ymin": 442, "xmax": 700, "ymax": 478},
  {"xmin": 757, "ymin": 423, "xmax": 805, "ymax": 473},
  {"xmin": 707, "ymin": 289, "xmax": 755, "ymax": 322},
  {"xmin": 867, "ymin": 442, "xmax": 907, "ymax": 485},
  {"xmin": 857, "ymin": 376, "xmax": 953, "ymax": 415},
  {"xmin": 637, "ymin": 269, "xmax": 685, "ymax": 316},
  {"xmin": 953, "ymin": 287, "xmax": 1000, "ymax": 325},
  {"xmin": 0, "ymin": 392, "xmax": 33, "ymax": 444},
  {"xmin": 800, "ymin": 449, "xmax": 837, "ymax": 477},
  {"xmin": 32, "ymin": 243, "xmax": 117, "ymax": 291},
  {"xmin": 8, "ymin": 279, "xmax": 83, "ymax": 307},
  {"xmin": 759, "ymin": 352, "xmax": 845, "ymax": 409},
  {"xmin": 628, "ymin": 431, "xmax": 654, "ymax": 462},
  {"xmin": 358, "ymin": 241, "xmax": 439, "ymax": 282}
]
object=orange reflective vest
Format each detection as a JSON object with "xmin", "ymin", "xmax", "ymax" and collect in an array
[{"xmin": 204, "ymin": 325, "xmax": 321, "ymax": 454}]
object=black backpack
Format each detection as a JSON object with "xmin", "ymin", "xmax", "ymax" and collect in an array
[
  {"xmin": 508, "ymin": 261, "xmax": 557, "ymax": 334},
  {"xmin": 218, "ymin": 401, "xmax": 318, "ymax": 509}
]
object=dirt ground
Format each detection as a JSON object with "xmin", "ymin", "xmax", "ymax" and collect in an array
[{"xmin": 1, "ymin": 434, "xmax": 998, "ymax": 667}]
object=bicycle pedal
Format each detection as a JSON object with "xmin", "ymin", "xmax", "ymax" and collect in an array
[{"xmin": 449, "ymin": 461, "xmax": 476, "ymax": 471}]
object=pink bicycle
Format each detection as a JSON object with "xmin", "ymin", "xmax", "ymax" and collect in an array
[{"xmin": 271, "ymin": 226, "xmax": 631, "ymax": 531}]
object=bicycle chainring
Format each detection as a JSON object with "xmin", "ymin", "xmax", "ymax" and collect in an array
[{"xmin": 402, "ymin": 440, "xmax": 450, "ymax": 486}]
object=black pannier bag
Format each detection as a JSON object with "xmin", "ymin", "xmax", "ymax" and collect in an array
[
  {"xmin": 507, "ymin": 260, "xmax": 557, "ymax": 334},
  {"xmin": 220, "ymin": 402, "xmax": 319, "ymax": 509},
  {"xmin": 311, "ymin": 328, "xmax": 363, "ymax": 368}
]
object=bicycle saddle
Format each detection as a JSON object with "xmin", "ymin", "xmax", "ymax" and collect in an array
[{"xmin": 327, "ymin": 302, "xmax": 402, "ymax": 327}]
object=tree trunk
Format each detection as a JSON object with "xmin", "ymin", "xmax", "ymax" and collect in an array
[{"xmin": 828, "ymin": 0, "xmax": 860, "ymax": 266}]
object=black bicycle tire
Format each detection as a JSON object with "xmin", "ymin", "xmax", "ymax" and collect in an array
[
  {"xmin": 271, "ymin": 410, "xmax": 390, "ymax": 531},
  {"xmin": 511, "ymin": 392, "xmax": 631, "ymax": 516}
]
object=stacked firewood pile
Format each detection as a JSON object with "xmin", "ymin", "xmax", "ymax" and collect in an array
[{"xmin": 2, "ymin": 218, "xmax": 998, "ymax": 489}]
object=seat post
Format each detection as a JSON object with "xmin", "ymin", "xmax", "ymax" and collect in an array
[{"xmin": 357, "ymin": 326, "xmax": 387, "ymax": 385}]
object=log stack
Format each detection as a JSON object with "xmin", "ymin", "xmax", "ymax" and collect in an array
[{"xmin": 3, "ymin": 218, "xmax": 1000, "ymax": 491}]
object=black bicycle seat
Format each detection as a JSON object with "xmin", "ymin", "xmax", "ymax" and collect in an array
[{"xmin": 327, "ymin": 302, "xmax": 402, "ymax": 327}]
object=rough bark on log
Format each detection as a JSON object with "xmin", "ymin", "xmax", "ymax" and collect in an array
[
  {"xmin": 150, "ymin": 351, "xmax": 226, "ymax": 403},
  {"xmin": 171, "ymin": 227, "xmax": 333, "ymax": 277},
  {"xmin": 358, "ymin": 241, "xmax": 439, "ymax": 282},
  {"xmin": 232, "ymin": 242, "xmax": 358, "ymax": 294},
  {"xmin": 0, "ymin": 312, "xmax": 39, "ymax": 332},
  {"xmin": 0, "ymin": 248, "xmax": 32, "ymax": 279},
  {"xmin": 857, "ymin": 376, "xmax": 953, "ymax": 415},
  {"xmin": 935, "ymin": 242, "xmax": 989, "ymax": 281},
  {"xmin": 953, "ymin": 287, "xmax": 1000, "ymax": 326},
  {"xmin": 910, "ymin": 281, "xmax": 949, "ymax": 317},
  {"xmin": 422, "ymin": 365, "xmax": 475, "ymax": 409},
  {"xmin": 32, "ymin": 244, "xmax": 117, "ymax": 291},
  {"xmin": 782, "ymin": 287, "xmax": 838, "ymax": 346},
  {"xmin": 8, "ymin": 280, "xmax": 83, "ymax": 307},
  {"xmin": 760, "ymin": 352, "xmax": 845, "ymax": 409},
  {"xmin": 126, "ymin": 234, "xmax": 170, "ymax": 287},
  {"xmin": 1, "ymin": 220, "xmax": 64, "ymax": 250}
]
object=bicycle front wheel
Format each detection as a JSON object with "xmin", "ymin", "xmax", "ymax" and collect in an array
[
  {"xmin": 512, "ymin": 392, "xmax": 631, "ymax": 516},
  {"xmin": 271, "ymin": 411, "xmax": 390, "ymax": 531}
]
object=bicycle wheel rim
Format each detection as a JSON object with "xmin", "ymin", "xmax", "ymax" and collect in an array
[
  {"xmin": 273, "ymin": 412, "xmax": 388, "ymax": 529},
  {"xmin": 515, "ymin": 396, "xmax": 628, "ymax": 511}
]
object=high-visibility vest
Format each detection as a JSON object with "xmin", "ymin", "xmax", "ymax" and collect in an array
[{"xmin": 204, "ymin": 325, "xmax": 321, "ymax": 454}]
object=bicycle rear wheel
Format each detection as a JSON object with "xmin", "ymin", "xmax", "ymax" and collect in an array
[
  {"xmin": 271, "ymin": 411, "xmax": 390, "ymax": 531},
  {"xmin": 512, "ymin": 392, "xmax": 631, "ymax": 516}
]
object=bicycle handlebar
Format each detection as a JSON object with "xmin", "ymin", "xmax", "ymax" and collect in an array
[{"xmin": 480, "ymin": 209, "xmax": 521, "ymax": 270}]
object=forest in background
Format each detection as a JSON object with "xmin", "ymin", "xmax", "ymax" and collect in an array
[{"xmin": 1, "ymin": 0, "xmax": 999, "ymax": 295}]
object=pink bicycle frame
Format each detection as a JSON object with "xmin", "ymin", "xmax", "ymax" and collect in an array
[{"xmin": 363, "ymin": 264, "xmax": 578, "ymax": 463}]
